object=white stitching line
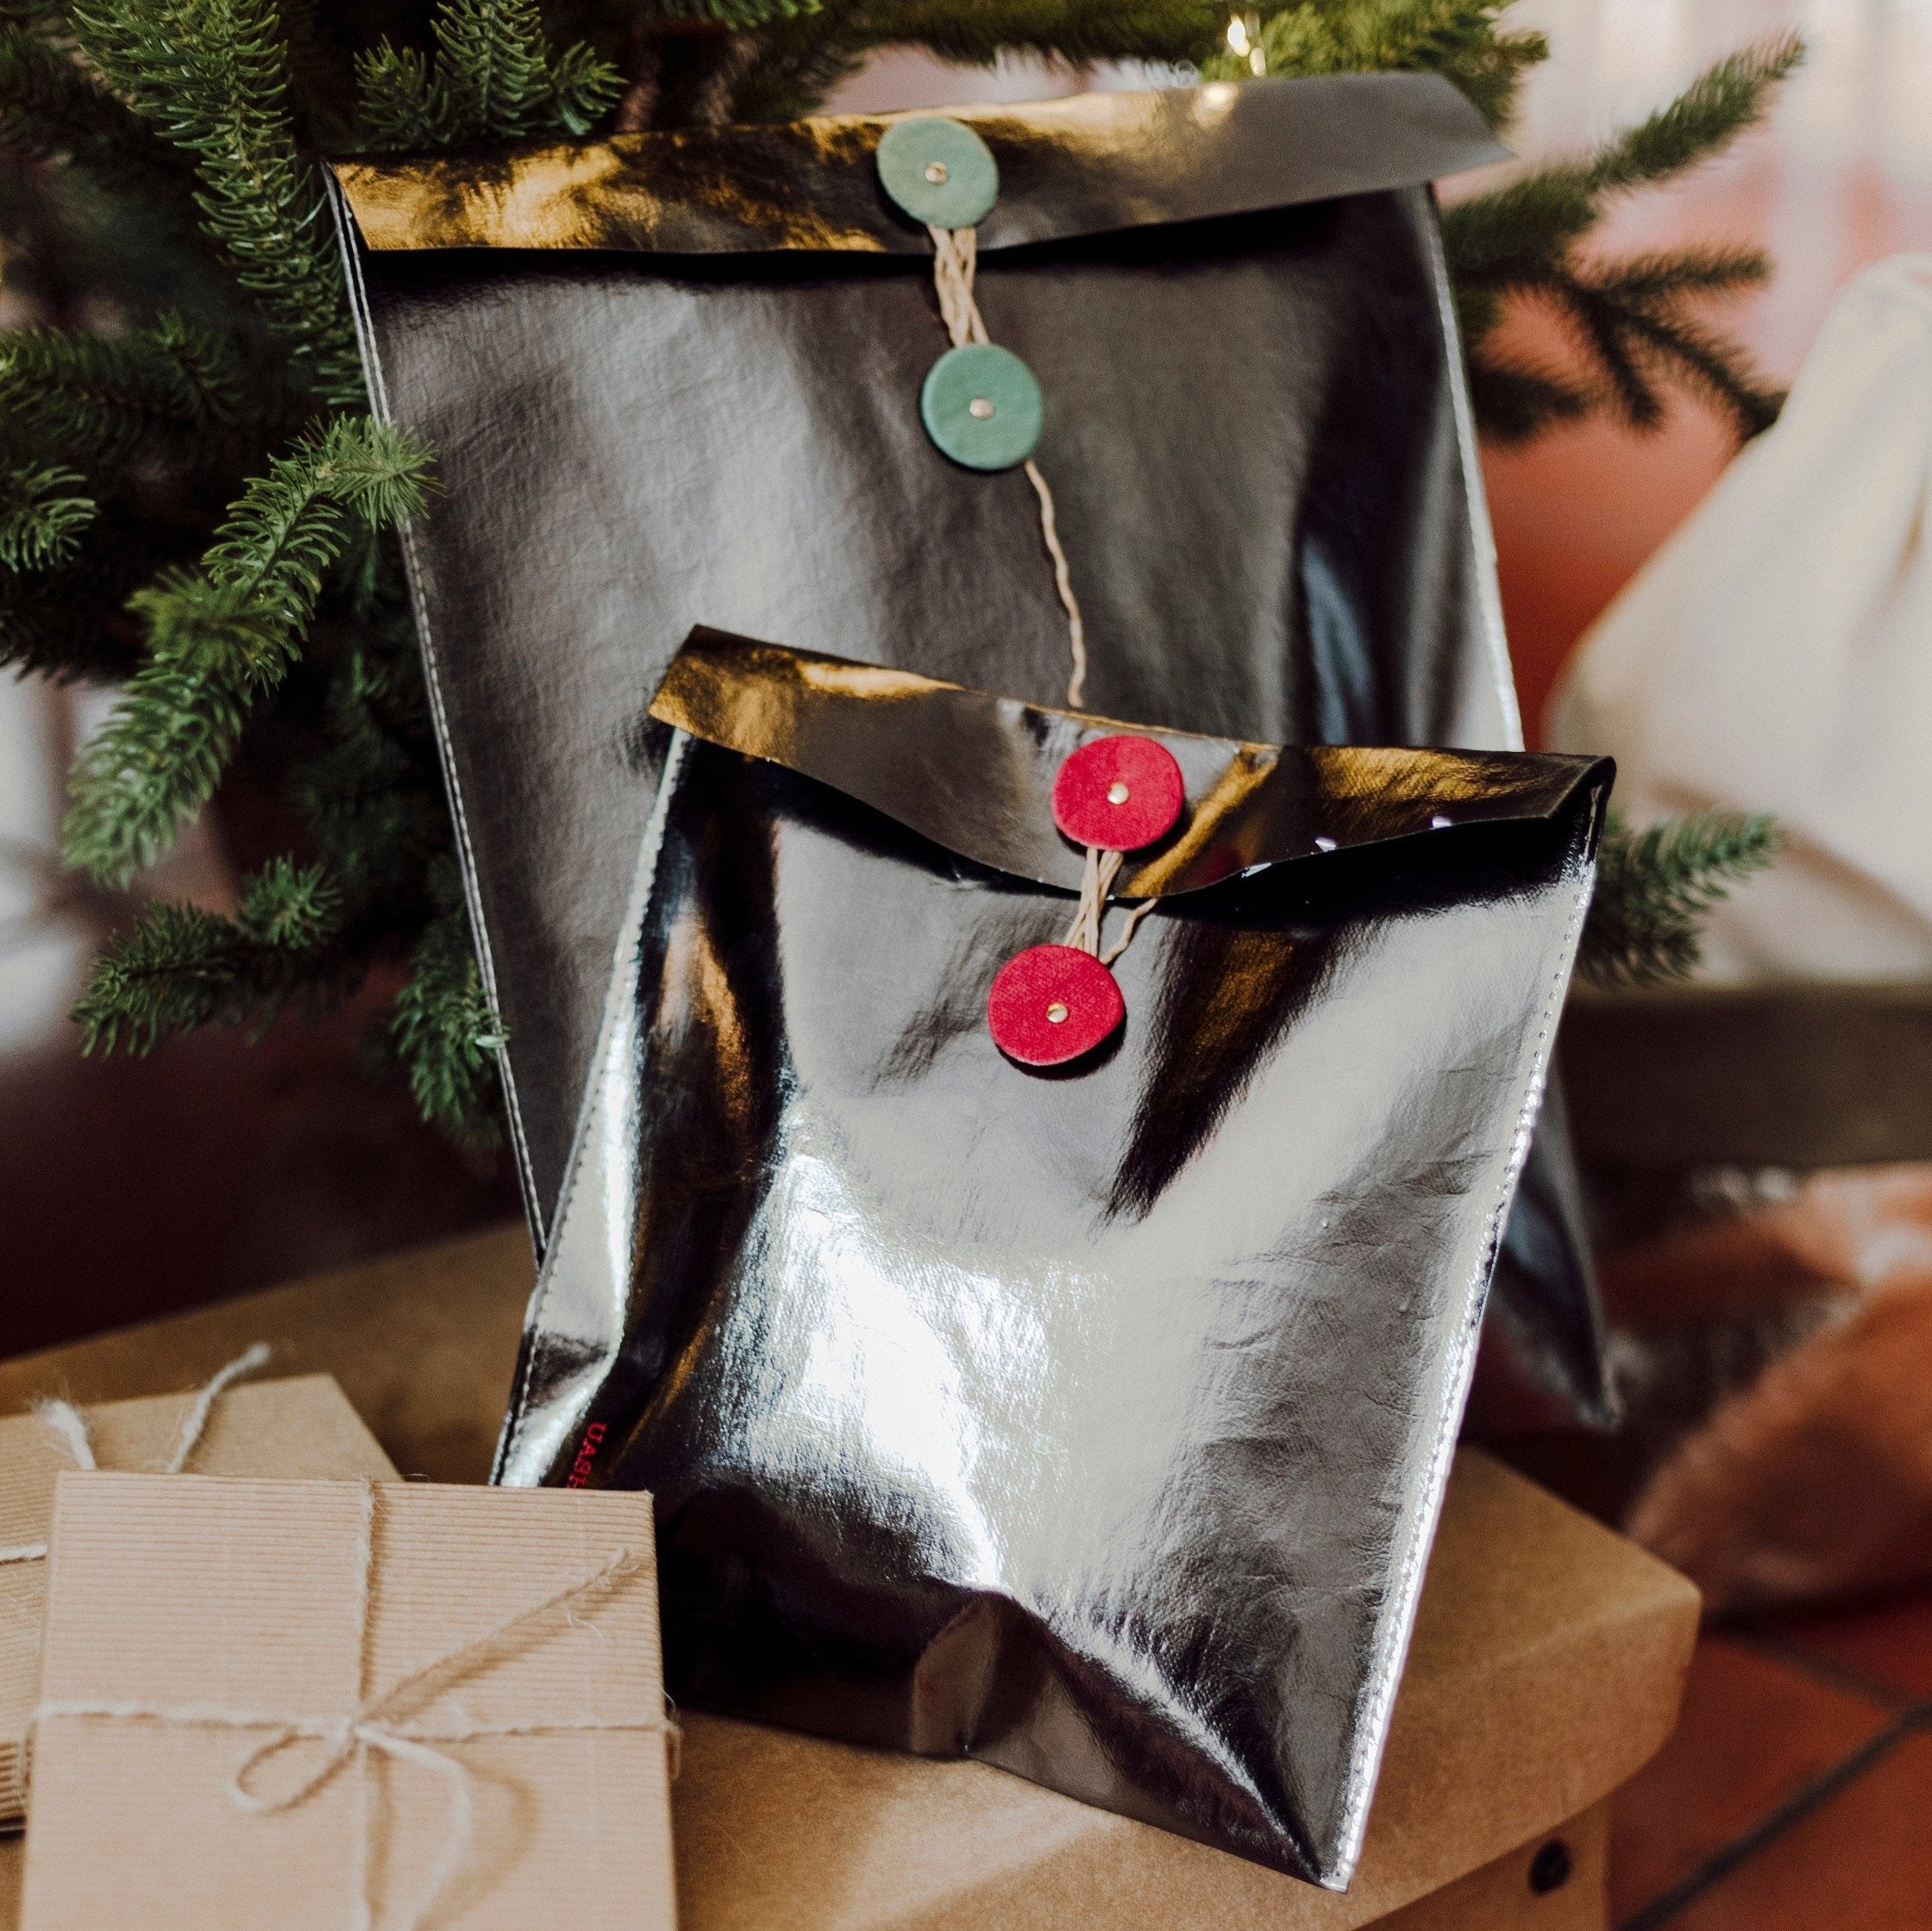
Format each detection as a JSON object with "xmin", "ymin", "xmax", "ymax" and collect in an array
[
  {"xmin": 392, "ymin": 509, "xmax": 542, "ymax": 1232},
  {"xmin": 1420, "ymin": 185, "xmax": 1522, "ymax": 755},
  {"xmin": 1328, "ymin": 831, "xmax": 1598, "ymax": 1884},
  {"xmin": 329, "ymin": 179, "xmax": 546, "ymax": 1238}
]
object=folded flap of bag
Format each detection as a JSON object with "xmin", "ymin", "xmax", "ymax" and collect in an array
[
  {"xmin": 650, "ymin": 626, "xmax": 1608, "ymax": 899},
  {"xmin": 333, "ymin": 72, "xmax": 1507, "ymax": 257}
]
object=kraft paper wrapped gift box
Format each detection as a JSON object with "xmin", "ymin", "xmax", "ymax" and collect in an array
[
  {"xmin": 0, "ymin": 1228, "xmax": 1700, "ymax": 1930},
  {"xmin": 0, "ymin": 1373, "xmax": 396, "ymax": 1824},
  {"xmin": 18, "ymin": 1474, "xmax": 675, "ymax": 1931}
]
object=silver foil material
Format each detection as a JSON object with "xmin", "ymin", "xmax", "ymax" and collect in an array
[
  {"xmin": 327, "ymin": 77, "xmax": 1615, "ymax": 1431},
  {"xmin": 498, "ymin": 630, "xmax": 1609, "ymax": 1888}
]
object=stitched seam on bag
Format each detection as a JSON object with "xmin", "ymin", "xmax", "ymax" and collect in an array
[
  {"xmin": 1332, "ymin": 853, "xmax": 1595, "ymax": 1879},
  {"xmin": 1420, "ymin": 186, "xmax": 1523, "ymax": 754},
  {"xmin": 392, "ymin": 509, "xmax": 542, "ymax": 1226},
  {"xmin": 329, "ymin": 191, "xmax": 546, "ymax": 1233},
  {"xmin": 500, "ymin": 731, "xmax": 691, "ymax": 1477}
]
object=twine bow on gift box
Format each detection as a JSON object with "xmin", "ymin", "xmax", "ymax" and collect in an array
[
  {"xmin": 0, "ymin": 1344, "xmax": 270, "ymax": 1566},
  {"xmin": 29, "ymin": 1480, "xmax": 678, "ymax": 1931}
]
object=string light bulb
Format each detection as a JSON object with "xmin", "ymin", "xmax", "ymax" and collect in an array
[{"xmin": 1226, "ymin": 14, "xmax": 1265, "ymax": 73}]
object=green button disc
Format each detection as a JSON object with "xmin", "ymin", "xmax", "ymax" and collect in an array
[
  {"xmin": 920, "ymin": 343, "xmax": 1043, "ymax": 471},
  {"xmin": 877, "ymin": 116, "xmax": 1000, "ymax": 229}
]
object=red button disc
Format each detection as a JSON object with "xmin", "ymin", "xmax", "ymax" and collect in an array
[
  {"xmin": 987, "ymin": 944, "xmax": 1125, "ymax": 1066},
  {"xmin": 1051, "ymin": 735, "xmax": 1185, "ymax": 851}
]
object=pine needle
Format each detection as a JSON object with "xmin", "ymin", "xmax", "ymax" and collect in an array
[
  {"xmin": 68, "ymin": 0, "xmax": 364, "ymax": 405},
  {"xmin": 1579, "ymin": 810, "xmax": 1782, "ymax": 988},
  {"xmin": 1445, "ymin": 33, "xmax": 1802, "ymax": 442},
  {"xmin": 1200, "ymin": 0, "xmax": 1547, "ymax": 129},
  {"xmin": 0, "ymin": 313, "xmax": 244, "ymax": 480},
  {"xmin": 355, "ymin": 0, "xmax": 621, "ymax": 150},
  {"xmin": 0, "ymin": 20, "xmax": 185, "ymax": 196},
  {"xmin": 391, "ymin": 875, "xmax": 505, "ymax": 1143},
  {"xmin": 61, "ymin": 417, "xmax": 434, "ymax": 887},
  {"xmin": 1584, "ymin": 34, "xmax": 1802, "ymax": 197},
  {"xmin": 72, "ymin": 856, "xmax": 348, "ymax": 1053},
  {"xmin": 0, "ymin": 465, "xmax": 95, "ymax": 570}
]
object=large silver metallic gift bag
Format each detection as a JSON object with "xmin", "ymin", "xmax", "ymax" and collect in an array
[
  {"xmin": 497, "ymin": 628, "xmax": 1611, "ymax": 1888},
  {"xmin": 328, "ymin": 72, "xmax": 1610, "ymax": 1421}
]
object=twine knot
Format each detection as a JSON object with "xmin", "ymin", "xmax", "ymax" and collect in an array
[{"xmin": 30, "ymin": 1483, "xmax": 674, "ymax": 1931}]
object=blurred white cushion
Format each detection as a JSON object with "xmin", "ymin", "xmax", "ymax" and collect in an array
[{"xmin": 1549, "ymin": 254, "xmax": 1932, "ymax": 982}]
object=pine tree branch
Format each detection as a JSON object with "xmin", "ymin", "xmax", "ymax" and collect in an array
[
  {"xmin": 0, "ymin": 22, "xmax": 191, "ymax": 198},
  {"xmin": 1546, "ymin": 267, "xmax": 1784, "ymax": 440},
  {"xmin": 1445, "ymin": 38, "xmax": 1803, "ymax": 295},
  {"xmin": 0, "ymin": 505, "xmax": 166, "ymax": 680},
  {"xmin": 1445, "ymin": 34, "xmax": 1800, "ymax": 443},
  {"xmin": 282, "ymin": 599, "xmax": 448, "ymax": 893},
  {"xmin": 1578, "ymin": 810, "xmax": 1782, "ymax": 988},
  {"xmin": 438, "ymin": 0, "xmax": 554, "ymax": 138},
  {"xmin": 707, "ymin": 0, "xmax": 1223, "ymax": 101},
  {"xmin": 0, "ymin": 311, "xmax": 246, "ymax": 478},
  {"xmin": 1200, "ymin": 0, "xmax": 1546, "ymax": 129},
  {"xmin": 1460, "ymin": 348, "xmax": 1590, "ymax": 445},
  {"xmin": 9, "ymin": 0, "xmax": 1799, "ymax": 1141},
  {"xmin": 61, "ymin": 417, "xmax": 435, "ymax": 887},
  {"xmin": 1588, "ymin": 241, "xmax": 1772, "ymax": 301},
  {"xmin": 706, "ymin": 0, "xmax": 1214, "ymax": 124},
  {"xmin": 355, "ymin": 0, "xmax": 622, "ymax": 150},
  {"xmin": 390, "ymin": 868, "xmax": 505, "ymax": 1142},
  {"xmin": 1622, "ymin": 303, "xmax": 1783, "ymax": 440},
  {"xmin": 545, "ymin": 36, "xmax": 627, "ymax": 130},
  {"xmin": 71, "ymin": 854, "xmax": 349, "ymax": 1053},
  {"xmin": 68, "ymin": 0, "xmax": 362, "ymax": 404},
  {"xmin": 1582, "ymin": 34, "xmax": 1802, "ymax": 197},
  {"xmin": 0, "ymin": 462, "xmax": 94, "ymax": 569},
  {"xmin": 629, "ymin": 0, "xmax": 818, "ymax": 24},
  {"xmin": 1440, "ymin": 166, "xmax": 1597, "ymax": 288},
  {"xmin": 354, "ymin": 41, "xmax": 442, "ymax": 149}
]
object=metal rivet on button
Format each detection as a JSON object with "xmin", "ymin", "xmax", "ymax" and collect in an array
[
  {"xmin": 876, "ymin": 116, "xmax": 1000, "ymax": 229},
  {"xmin": 1052, "ymin": 735, "xmax": 1187, "ymax": 851},
  {"xmin": 988, "ymin": 945, "xmax": 1125, "ymax": 1065},
  {"xmin": 921, "ymin": 342, "xmax": 1042, "ymax": 470}
]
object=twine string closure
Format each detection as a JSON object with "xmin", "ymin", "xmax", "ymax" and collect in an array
[
  {"xmin": 0, "ymin": 1343, "xmax": 270, "ymax": 1566},
  {"xmin": 31, "ymin": 1480, "xmax": 676, "ymax": 1931},
  {"xmin": 929, "ymin": 222, "xmax": 1089, "ymax": 708},
  {"xmin": 929, "ymin": 222, "xmax": 1162, "ymax": 962},
  {"xmin": 1060, "ymin": 844, "xmax": 1159, "ymax": 969}
]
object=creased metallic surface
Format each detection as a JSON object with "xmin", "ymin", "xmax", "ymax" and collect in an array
[
  {"xmin": 656, "ymin": 629, "xmax": 1603, "ymax": 897},
  {"xmin": 499, "ymin": 633, "xmax": 1610, "ymax": 1890},
  {"xmin": 335, "ymin": 72, "xmax": 1504, "ymax": 256},
  {"xmin": 328, "ymin": 72, "xmax": 1609, "ymax": 1426}
]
